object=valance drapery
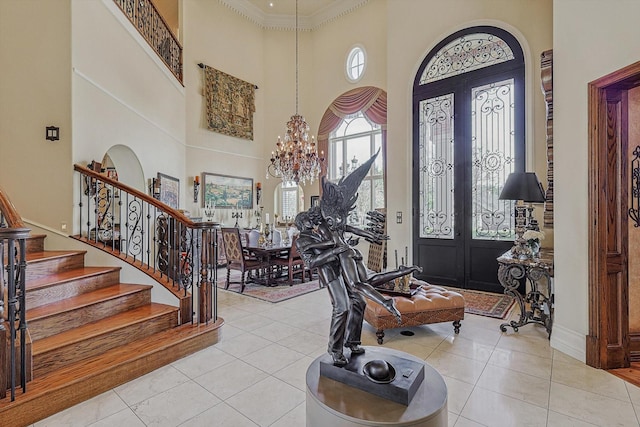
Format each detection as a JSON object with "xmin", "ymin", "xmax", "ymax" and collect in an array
[{"xmin": 317, "ymin": 86, "xmax": 388, "ymax": 183}]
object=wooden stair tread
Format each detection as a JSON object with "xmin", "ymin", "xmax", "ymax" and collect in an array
[
  {"xmin": 0, "ymin": 319, "xmax": 224, "ymax": 426},
  {"xmin": 27, "ymin": 283, "xmax": 151, "ymax": 321},
  {"xmin": 37, "ymin": 319, "xmax": 223, "ymax": 383},
  {"xmin": 26, "ymin": 266, "xmax": 121, "ymax": 290},
  {"xmin": 25, "ymin": 250, "xmax": 86, "ymax": 263},
  {"xmin": 32, "ymin": 303, "xmax": 179, "ymax": 354}
]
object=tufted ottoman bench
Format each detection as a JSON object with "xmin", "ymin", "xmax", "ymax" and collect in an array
[{"xmin": 364, "ymin": 279, "xmax": 465, "ymax": 344}]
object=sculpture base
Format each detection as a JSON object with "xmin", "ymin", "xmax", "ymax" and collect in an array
[
  {"xmin": 307, "ymin": 347, "xmax": 448, "ymax": 427},
  {"xmin": 319, "ymin": 347, "xmax": 424, "ymax": 406}
]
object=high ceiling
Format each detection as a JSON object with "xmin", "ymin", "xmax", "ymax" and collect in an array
[
  {"xmin": 246, "ymin": 0, "xmax": 341, "ymax": 17},
  {"xmin": 220, "ymin": 0, "xmax": 368, "ymax": 30}
]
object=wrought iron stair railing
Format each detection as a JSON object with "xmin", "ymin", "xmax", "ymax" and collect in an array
[
  {"xmin": 0, "ymin": 186, "xmax": 30, "ymax": 401},
  {"xmin": 112, "ymin": 0, "xmax": 183, "ymax": 84},
  {"xmin": 74, "ymin": 164, "xmax": 217, "ymax": 326}
]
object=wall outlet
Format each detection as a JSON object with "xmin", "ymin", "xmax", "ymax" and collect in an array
[
  {"xmin": 61, "ymin": 222, "xmax": 67, "ymax": 231},
  {"xmin": 396, "ymin": 211, "xmax": 402, "ymax": 224}
]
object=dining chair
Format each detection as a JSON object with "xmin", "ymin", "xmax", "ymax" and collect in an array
[
  {"xmin": 220, "ymin": 227, "xmax": 268, "ymax": 292},
  {"xmin": 272, "ymin": 235, "xmax": 310, "ymax": 286}
]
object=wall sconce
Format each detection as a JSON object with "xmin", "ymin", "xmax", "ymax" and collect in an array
[
  {"xmin": 46, "ymin": 126, "xmax": 60, "ymax": 141},
  {"xmin": 256, "ymin": 182, "xmax": 262, "ymax": 206},
  {"xmin": 149, "ymin": 178, "xmax": 161, "ymax": 199},
  {"xmin": 193, "ymin": 175, "xmax": 200, "ymax": 203}
]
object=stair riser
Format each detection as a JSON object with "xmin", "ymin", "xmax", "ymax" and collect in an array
[
  {"xmin": 26, "ymin": 270, "xmax": 121, "ymax": 309},
  {"xmin": 33, "ymin": 310, "xmax": 179, "ymax": 378},
  {"xmin": 28, "ymin": 289, "xmax": 152, "ymax": 341},
  {"xmin": 0, "ymin": 324, "xmax": 221, "ymax": 426},
  {"xmin": 26, "ymin": 254, "xmax": 85, "ymax": 281}
]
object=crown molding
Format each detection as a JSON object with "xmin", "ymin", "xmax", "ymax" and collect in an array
[{"xmin": 217, "ymin": 0, "xmax": 369, "ymax": 30}]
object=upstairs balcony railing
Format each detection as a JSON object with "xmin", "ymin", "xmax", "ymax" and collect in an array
[
  {"xmin": 0, "ymin": 186, "xmax": 30, "ymax": 401},
  {"xmin": 113, "ymin": 0, "xmax": 183, "ymax": 84},
  {"xmin": 74, "ymin": 164, "xmax": 217, "ymax": 326}
]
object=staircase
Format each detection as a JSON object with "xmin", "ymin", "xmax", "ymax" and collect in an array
[{"xmin": 0, "ymin": 234, "xmax": 223, "ymax": 426}]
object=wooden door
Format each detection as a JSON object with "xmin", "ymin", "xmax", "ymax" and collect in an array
[{"xmin": 588, "ymin": 79, "xmax": 631, "ymax": 369}]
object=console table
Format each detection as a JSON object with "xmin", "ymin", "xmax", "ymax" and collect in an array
[{"xmin": 497, "ymin": 248, "xmax": 554, "ymax": 338}]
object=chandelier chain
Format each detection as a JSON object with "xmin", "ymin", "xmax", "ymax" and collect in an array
[{"xmin": 266, "ymin": 0, "xmax": 324, "ymax": 185}]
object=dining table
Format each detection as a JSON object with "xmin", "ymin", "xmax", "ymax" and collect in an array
[{"xmin": 245, "ymin": 243, "xmax": 291, "ymax": 286}]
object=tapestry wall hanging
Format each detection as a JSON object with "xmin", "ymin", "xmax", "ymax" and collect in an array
[{"xmin": 203, "ymin": 64, "xmax": 256, "ymax": 140}]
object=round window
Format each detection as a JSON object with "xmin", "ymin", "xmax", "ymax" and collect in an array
[{"xmin": 346, "ymin": 46, "xmax": 366, "ymax": 83}]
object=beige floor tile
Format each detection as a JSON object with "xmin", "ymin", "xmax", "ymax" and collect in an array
[
  {"xmin": 114, "ymin": 365, "xmax": 190, "ymax": 405},
  {"xmin": 227, "ymin": 313, "xmax": 276, "ymax": 332},
  {"xmin": 435, "ymin": 335, "xmax": 495, "ymax": 363},
  {"xmin": 255, "ymin": 304, "xmax": 300, "ymax": 321},
  {"xmin": 252, "ymin": 320, "xmax": 301, "ymax": 342},
  {"xmin": 35, "ymin": 390, "xmax": 127, "ymax": 427},
  {"xmin": 496, "ymin": 332, "xmax": 554, "ymax": 360},
  {"xmin": 177, "ymin": 402, "xmax": 257, "ymax": 427},
  {"xmin": 278, "ymin": 328, "xmax": 328, "ymax": 355},
  {"xmin": 461, "ymin": 387, "xmax": 547, "ymax": 427},
  {"xmin": 441, "ymin": 375, "xmax": 474, "ymax": 415},
  {"xmin": 381, "ymin": 338, "xmax": 437, "ymax": 359},
  {"xmin": 477, "ymin": 364, "xmax": 551, "ymax": 408},
  {"xmin": 426, "ymin": 349, "xmax": 487, "ymax": 385},
  {"xmin": 214, "ymin": 331, "xmax": 272, "ymax": 358},
  {"xmin": 240, "ymin": 342, "xmax": 306, "ymax": 374},
  {"xmin": 453, "ymin": 415, "xmax": 486, "ymax": 427},
  {"xmin": 448, "ymin": 412, "xmax": 458, "ymax": 427},
  {"xmin": 552, "ymin": 358, "xmax": 630, "ymax": 402},
  {"xmin": 273, "ymin": 355, "xmax": 315, "ymax": 391},
  {"xmin": 171, "ymin": 346, "xmax": 236, "ymax": 378},
  {"xmin": 549, "ymin": 382, "xmax": 639, "ymax": 427},
  {"xmin": 131, "ymin": 381, "xmax": 219, "ymax": 427},
  {"xmin": 546, "ymin": 410, "xmax": 599, "ymax": 426},
  {"xmin": 194, "ymin": 359, "xmax": 268, "ymax": 400},
  {"xmin": 451, "ymin": 322, "xmax": 502, "ymax": 347},
  {"xmin": 225, "ymin": 377, "xmax": 305, "ymax": 426},
  {"xmin": 627, "ymin": 382, "xmax": 640, "ymax": 406},
  {"xmin": 270, "ymin": 402, "xmax": 306, "ymax": 427},
  {"xmin": 88, "ymin": 408, "xmax": 146, "ymax": 427},
  {"xmin": 216, "ymin": 323, "xmax": 245, "ymax": 340},
  {"xmin": 488, "ymin": 347, "xmax": 552, "ymax": 379}
]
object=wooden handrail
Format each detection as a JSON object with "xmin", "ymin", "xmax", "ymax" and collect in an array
[
  {"xmin": 0, "ymin": 185, "xmax": 25, "ymax": 228},
  {"xmin": 74, "ymin": 164, "xmax": 217, "ymax": 325},
  {"xmin": 74, "ymin": 164, "xmax": 195, "ymax": 226}
]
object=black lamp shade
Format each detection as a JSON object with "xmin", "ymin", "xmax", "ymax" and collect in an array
[{"xmin": 499, "ymin": 172, "xmax": 545, "ymax": 202}]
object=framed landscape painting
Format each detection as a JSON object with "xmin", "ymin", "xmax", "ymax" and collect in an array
[
  {"xmin": 203, "ymin": 173, "xmax": 253, "ymax": 209},
  {"xmin": 157, "ymin": 173, "xmax": 179, "ymax": 210}
]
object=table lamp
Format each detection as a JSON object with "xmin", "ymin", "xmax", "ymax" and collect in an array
[{"xmin": 499, "ymin": 172, "xmax": 545, "ymax": 257}]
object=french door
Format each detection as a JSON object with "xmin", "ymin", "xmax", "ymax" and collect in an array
[{"xmin": 412, "ymin": 35, "xmax": 525, "ymax": 292}]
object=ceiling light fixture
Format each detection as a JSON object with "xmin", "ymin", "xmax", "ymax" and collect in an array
[{"xmin": 267, "ymin": 0, "xmax": 324, "ymax": 185}]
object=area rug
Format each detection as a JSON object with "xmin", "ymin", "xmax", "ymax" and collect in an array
[
  {"xmin": 216, "ymin": 269, "xmax": 322, "ymax": 303},
  {"xmin": 453, "ymin": 288, "xmax": 516, "ymax": 319}
]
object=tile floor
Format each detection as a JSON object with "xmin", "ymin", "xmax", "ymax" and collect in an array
[{"xmin": 34, "ymin": 287, "xmax": 640, "ymax": 427}]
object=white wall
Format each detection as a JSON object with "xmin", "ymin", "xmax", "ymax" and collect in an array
[
  {"xmin": 553, "ymin": 0, "xmax": 640, "ymax": 361},
  {"xmin": 0, "ymin": 0, "xmax": 73, "ymax": 229},
  {"xmin": 182, "ymin": 0, "xmax": 266, "ymax": 225},
  {"xmin": 72, "ymin": 0, "xmax": 186, "ymax": 223}
]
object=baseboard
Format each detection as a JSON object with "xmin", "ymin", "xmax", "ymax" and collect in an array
[{"xmin": 550, "ymin": 323, "xmax": 586, "ymax": 363}]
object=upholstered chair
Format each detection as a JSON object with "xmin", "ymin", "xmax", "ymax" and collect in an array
[
  {"xmin": 220, "ymin": 227, "xmax": 268, "ymax": 292},
  {"xmin": 272, "ymin": 235, "xmax": 310, "ymax": 286}
]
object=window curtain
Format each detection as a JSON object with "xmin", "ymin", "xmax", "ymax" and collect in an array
[{"xmin": 317, "ymin": 86, "xmax": 388, "ymax": 189}]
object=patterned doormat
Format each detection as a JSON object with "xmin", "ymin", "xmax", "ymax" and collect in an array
[
  {"xmin": 216, "ymin": 269, "xmax": 322, "ymax": 303},
  {"xmin": 453, "ymin": 288, "xmax": 516, "ymax": 319}
]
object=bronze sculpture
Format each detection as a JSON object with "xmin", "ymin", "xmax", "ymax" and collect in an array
[{"xmin": 296, "ymin": 152, "xmax": 421, "ymax": 366}]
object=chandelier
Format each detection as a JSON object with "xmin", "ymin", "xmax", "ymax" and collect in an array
[{"xmin": 267, "ymin": 0, "xmax": 324, "ymax": 185}]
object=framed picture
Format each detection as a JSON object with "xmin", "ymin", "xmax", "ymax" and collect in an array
[
  {"xmin": 311, "ymin": 195, "xmax": 320, "ymax": 208},
  {"xmin": 203, "ymin": 173, "xmax": 253, "ymax": 209},
  {"xmin": 157, "ymin": 173, "xmax": 180, "ymax": 210}
]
